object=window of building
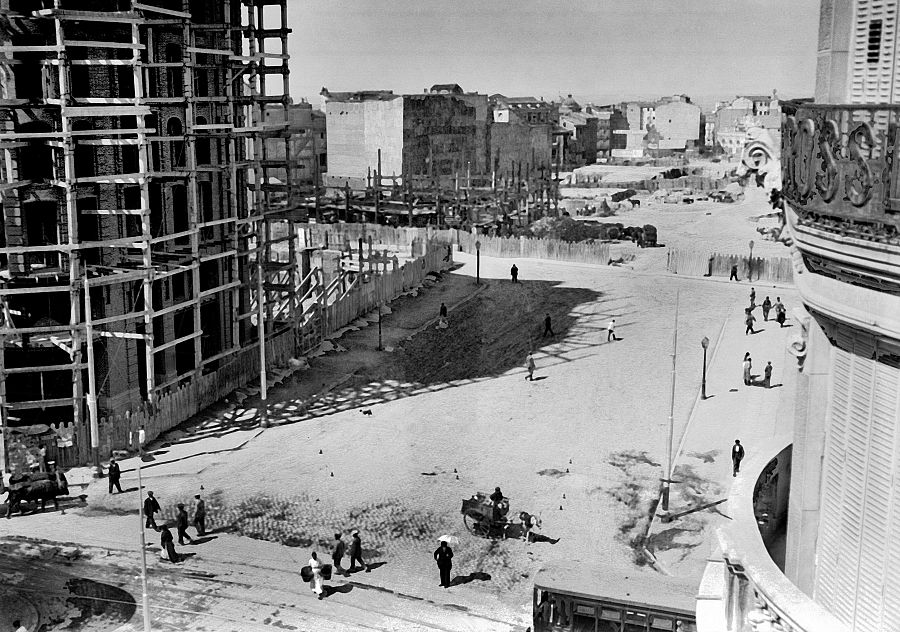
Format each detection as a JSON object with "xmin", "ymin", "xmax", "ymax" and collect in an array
[
  {"xmin": 195, "ymin": 116, "xmax": 211, "ymax": 164},
  {"xmin": 165, "ymin": 43, "xmax": 183, "ymax": 97},
  {"xmin": 167, "ymin": 117, "xmax": 185, "ymax": 168},
  {"xmin": 868, "ymin": 19, "xmax": 883, "ymax": 64}
]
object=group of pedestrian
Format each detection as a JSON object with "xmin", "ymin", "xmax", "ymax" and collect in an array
[
  {"xmin": 742, "ymin": 352, "xmax": 774, "ymax": 388},
  {"xmin": 306, "ymin": 531, "xmax": 369, "ymax": 599},
  {"xmin": 143, "ymin": 490, "xmax": 207, "ymax": 563}
]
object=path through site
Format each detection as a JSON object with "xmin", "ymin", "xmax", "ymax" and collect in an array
[{"xmin": 1, "ymin": 251, "xmax": 797, "ymax": 631}]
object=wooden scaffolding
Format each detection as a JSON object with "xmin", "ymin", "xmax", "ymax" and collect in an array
[{"xmin": 0, "ymin": 0, "xmax": 297, "ymax": 471}]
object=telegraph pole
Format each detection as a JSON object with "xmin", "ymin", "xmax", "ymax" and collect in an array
[{"xmin": 661, "ymin": 291, "xmax": 679, "ymax": 513}]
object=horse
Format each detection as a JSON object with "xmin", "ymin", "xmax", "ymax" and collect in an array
[{"xmin": 5, "ymin": 469, "xmax": 69, "ymax": 518}]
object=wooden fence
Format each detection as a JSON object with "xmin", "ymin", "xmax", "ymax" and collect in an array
[
  {"xmin": 302, "ymin": 224, "xmax": 457, "ymax": 250},
  {"xmin": 666, "ymin": 248, "xmax": 794, "ymax": 284},
  {"xmin": 457, "ymin": 231, "xmax": 611, "ymax": 265},
  {"xmin": 90, "ymin": 242, "xmax": 452, "ymax": 458},
  {"xmin": 565, "ymin": 176, "xmax": 729, "ymax": 192}
]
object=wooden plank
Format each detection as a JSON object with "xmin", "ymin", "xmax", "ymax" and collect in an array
[
  {"xmin": 3, "ymin": 398, "xmax": 77, "ymax": 410},
  {"xmin": 198, "ymin": 280, "xmax": 241, "ymax": 299},
  {"xmin": 35, "ymin": 9, "xmax": 142, "ymax": 23},
  {"xmin": 152, "ymin": 331, "xmax": 201, "ymax": 354},
  {"xmin": 63, "ymin": 40, "xmax": 145, "ymax": 50},
  {"xmin": 1, "ymin": 363, "xmax": 84, "ymax": 375},
  {"xmin": 132, "ymin": 2, "xmax": 191, "ymax": 18},
  {"xmin": 80, "ymin": 208, "xmax": 146, "ymax": 215},
  {"xmin": 98, "ymin": 330, "xmax": 146, "ymax": 340},
  {"xmin": 187, "ymin": 46, "xmax": 234, "ymax": 57},
  {"xmin": 61, "ymin": 105, "xmax": 152, "ymax": 117}
]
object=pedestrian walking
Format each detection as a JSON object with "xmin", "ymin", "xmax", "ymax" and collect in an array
[
  {"xmin": 144, "ymin": 491, "xmax": 161, "ymax": 531},
  {"xmin": 160, "ymin": 525, "xmax": 179, "ymax": 563},
  {"xmin": 176, "ymin": 503, "xmax": 193, "ymax": 545},
  {"xmin": 744, "ymin": 309, "xmax": 756, "ymax": 335},
  {"xmin": 434, "ymin": 540, "xmax": 453, "ymax": 587},
  {"xmin": 729, "ymin": 264, "xmax": 739, "ymax": 281},
  {"xmin": 192, "ymin": 493, "xmax": 206, "ymax": 536},
  {"xmin": 764, "ymin": 361, "xmax": 773, "ymax": 388},
  {"xmin": 510, "ymin": 264, "xmax": 519, "ymax": 283},
  {"xmin": 107, "ymin": 458, "xmax": 123, "ymax": 494},
  {"xmin": 762, "ymin": 296, "xmax": 772, "ymax": 321},
  {"xmin": 348, "ymin": 530, "xmax": 368, "ymax": 572},
  {"xmin": 309, "ymin": 551, "xmax": 325, "ymax": 599},
  {"xmin": 742, "ymin": 354, "xmax": 752, "ymax": 386},
  {"xmin": 732, "ymin": 440, "xmax": 745, "ymax": 476},
  {"xmin": 607, "ymin": 319, "xmax": 617, "ymax": 342},
  {"xmin": 543, "ymin": 313, "xmax": 555, "ymax": 337},
  {"xmin": 439, "ymin": 302, "xmax": 448, "ymax": 320},
  {"xmin": 775, "ymin": 297, "xmax": 787, "ymax": 328},
  {"xmin": 525, "ymin": 352, "xmax": 536, "ymax": 381},
  {"xmin": 332, "ymin": 532, "xmax": 347, "ymax": 577},
  {"xmin": 749, "ymin": 287, "xmax": 756, "ymax": 308}
]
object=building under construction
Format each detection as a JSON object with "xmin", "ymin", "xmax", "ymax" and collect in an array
[{"xmin": 0, "ymin": 0, "xmax": 298, "ymax": 470}]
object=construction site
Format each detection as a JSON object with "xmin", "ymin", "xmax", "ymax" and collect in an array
[{"xmin": 0, "ymin": 0, "xmax": 308, "ymax": 472}]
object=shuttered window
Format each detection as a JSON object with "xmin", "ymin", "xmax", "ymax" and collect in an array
[
  {"xmin": 850, "ymin": 0, "xmax": 900, "ymax": 103},
  {"xmin": 815, "ymin": 327, "xmax": 900, "ymax": 630}
]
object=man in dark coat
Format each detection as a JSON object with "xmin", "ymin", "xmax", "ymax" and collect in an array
[
  {"xmin": 107, "ymin": 458, "xmax": 123, "ymax": 494},
  {"xmin": 763, "ymin": 361, "xmax": 773, "ymax": 388},
  {"xmin": 144, "ymin": 491, "xmax": 161, "ymax": 531},
  {"xmin": 160, "ymin": 525, "xmax": 178, "ymax": 563},
  {"xmin": 510, "ymin": 264, "xmax": 519, "ymax": 283},
  {"xmin": 543, "ymin": 314, "xmax": 555, "ymax": 337},
  {"xmin": 192, "ymin": 494, "xmax": 206, "ymax": 536},
  {"xmin": 761, "ymin": 297, "xmax": 772, "ymax": 321},
  {"xmin": 348, "ymin": 530, "xmax": 368, "ymax": 572},
  {"xmin": 176, "ymin": 503, "xmax": 193, "ymax": 545},
  {"xmin": 732, "ymin": 440, "xmax": 745, "ymax": 477},
  {"xmin": 332, "ymin": 532, "xmax": 347, "ymax": 576},
  {"xmin": 729, "ymin": 265, "xmax": 739, "ymax": 281},
  {"xmin": 434, "ymin": 541, "xmax": 453, "ymax": 587}
]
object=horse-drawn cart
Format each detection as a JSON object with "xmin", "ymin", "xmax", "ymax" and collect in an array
[{"xmin": 461, "ymin": 492, "xmax": 511, "ymax": 538}]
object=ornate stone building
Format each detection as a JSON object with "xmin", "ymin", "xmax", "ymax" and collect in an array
[{"xmin": 697, "ymin": 1, "xmax": 900, "ymax": 631}]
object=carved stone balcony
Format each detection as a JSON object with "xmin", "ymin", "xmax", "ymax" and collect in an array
[{"xmin": 782, "ymin": 104, "xmax": 900, "ymax": 339}]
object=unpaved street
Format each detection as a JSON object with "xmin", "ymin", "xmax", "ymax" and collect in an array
[{"xmin": 3, "ymin": 252, "xmax": 797, "ymax": 630}]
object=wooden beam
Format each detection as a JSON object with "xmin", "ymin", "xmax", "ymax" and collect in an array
[
  {"xmin": 1, "ymin": 363, "xmax": 85, "ymax": 375},
  {"xmin": 151, "ymin": 331, "xmax": 201, "ymax": 354},
  {"xmin": 3, "ymin": 398, "xmax": 77, "ymax": 410},
  {"xmin": 132, "ymin": 2, "xmax": 191, "ymax": 18}
]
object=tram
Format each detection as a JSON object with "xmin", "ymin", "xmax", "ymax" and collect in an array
[{"xmin": 533, "ymin": 563, "xmax": 697, "ymax": 632}]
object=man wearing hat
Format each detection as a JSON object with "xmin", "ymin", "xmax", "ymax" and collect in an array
[
  {"xmin": 192, "ymin": 493, "xmax": 207, "ymax": 537},
  {"xmin": 348, "ymin": 530, "xmax": 368, "ymax": 573},
  {"xmin": 175, "ymin": 503, "xmax": 193, "ymax": 545},
  {"xmin": 107, "ymin": 458, "xmax": 123, "ymax": 494},
  {"xmin": 144, "ymin": 491, "xmax": 161, "ymax": 531}
]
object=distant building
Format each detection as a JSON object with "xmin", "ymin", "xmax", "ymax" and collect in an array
[
  {"xmin": 713, "ymin": 93, "xmax": 782, "ymax": 158},
  {"xmin": 559, "ymin": 111, "xmax": 598, "ymax": 166},
  {"xmin": 489, "ymin": 94, "xmax": 554, "ymax": 173},
  {"xmin": 321, "ymin": 86, "xmax": 487, "ymax": 188},
  {"xmin": 585, "ymin": 105, "xmax": 613, "ymax": 158},
  {"xmin": 654, "ymin": 95, "xmax": 701, "ymax": 151},
  {"xmin": 264, "ymin": 101, "xmax": 327, "ymax": 188}
]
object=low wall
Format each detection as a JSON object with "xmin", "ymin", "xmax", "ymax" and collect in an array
[
  {"xmin": 457, "ymin": 231, "xmax": 611, "ymax": 265},
  {"xmin": 666, "ymin": 248, "xmax": 794, "ymax": 284}
]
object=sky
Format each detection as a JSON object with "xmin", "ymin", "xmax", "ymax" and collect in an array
[{"xmin": 286, "ymin": 0, "xmax": 820, "ymax": 110}]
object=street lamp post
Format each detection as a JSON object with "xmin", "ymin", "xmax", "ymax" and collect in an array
[
  {"xmin": 475, "ymin": 240, "xmax": 481, "ymax": 285},
  {"xmin": 135, "ymin": 432, "xmax": 152, "ymax": 632},
  {"xmin": 701, "ymin": 336, "xmax": 710, "ymax": 400}
]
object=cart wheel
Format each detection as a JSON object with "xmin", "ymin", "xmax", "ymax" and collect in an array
[{"xmin": 463, "ymin": 512, "xmax": 479, "ymax": 533}]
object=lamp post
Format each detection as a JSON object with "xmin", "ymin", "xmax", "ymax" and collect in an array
[
  {"xmin": 701, "ymin": 336, "xmax": 710, "ymax": 400},
  {"xmin": 475, "ymin": 240, "xmax": 481, "ymax": 285},
  {"xmin": 135, "ymin": 428, "xmax": 152, "ymax": 632}
]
